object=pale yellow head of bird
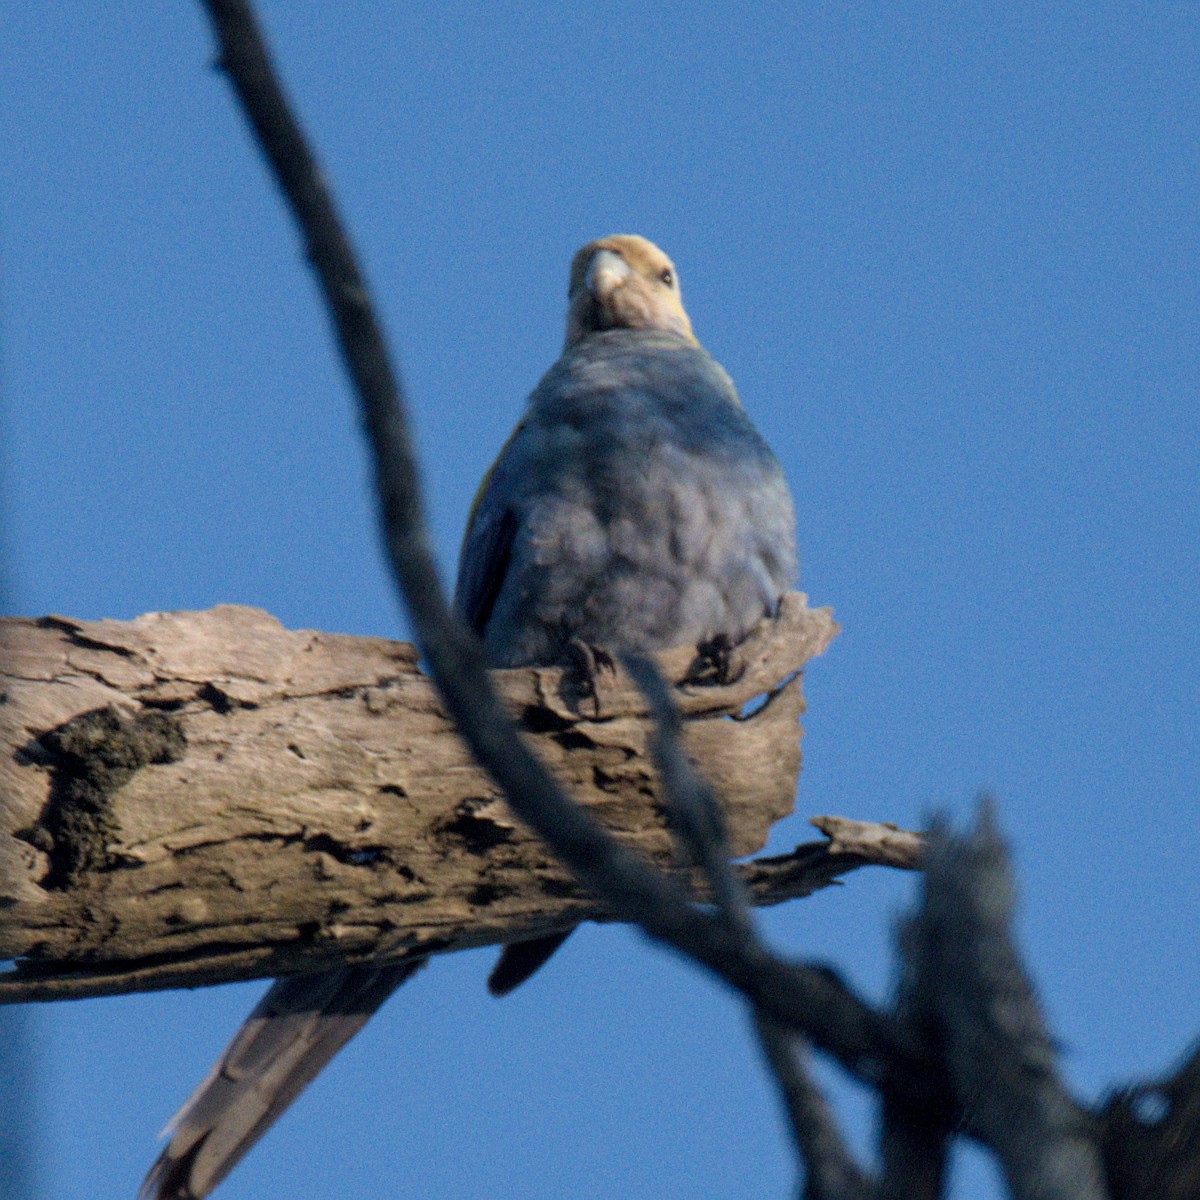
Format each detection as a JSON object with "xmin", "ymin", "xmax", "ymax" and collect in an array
[{"xmin": 564, "ymin": 235, "xmax": 697, "ymax": 349}]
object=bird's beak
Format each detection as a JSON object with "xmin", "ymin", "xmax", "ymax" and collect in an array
[{"xmin": 585, "ymin": 248, "xmax": 631, "ymax": 300}]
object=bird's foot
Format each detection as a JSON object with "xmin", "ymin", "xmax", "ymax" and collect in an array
[
  {"xmin": 687, "ymin": 633, "xmax": 744, "ymax": 686},
  {"xmin": 566, "ymin": 638, "xmax": 616, "ymax": 715}
]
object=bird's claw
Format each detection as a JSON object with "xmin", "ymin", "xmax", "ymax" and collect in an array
[
  {"xmin": 566, "ymin": 638, "xmax": 616, "ymax": 715},
  {"xmin": 686, "ymin": 633, "xmax": 744, "ymax": 686}
]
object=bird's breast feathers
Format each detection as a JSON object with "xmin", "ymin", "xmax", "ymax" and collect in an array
[{"xmin": 460, "ymin": 330, "xmax": 796, "ymax": 666}]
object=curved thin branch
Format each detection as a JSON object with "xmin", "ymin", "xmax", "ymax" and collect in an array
[
  {"xmin": 628, "ymin": 651, "xmax": 874, "ymax": 1194},
  {"xmin": 198, "ymin": 0, "xmax": 931, "ymax": 1102},
  {"xmin": 756, "ymin": 1014, "xmax": 876, "ymax": 1200}
]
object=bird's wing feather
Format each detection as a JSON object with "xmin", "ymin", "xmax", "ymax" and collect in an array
[
  {"xmin": 454, "ymin": 419, "xmax": 529, "ymax": 637},
  {"xmin": 140, "ymin": 961, "xmax": 424, "ymax": 1200},
  {"xmin": 455, "ymin": 504, "xmax": 519, "ymax": 637},
  {"xmin": 454, "ymin": 425, "xmax": 580, "ymax": 994}
]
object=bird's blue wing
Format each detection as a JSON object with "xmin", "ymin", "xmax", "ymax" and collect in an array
[
  {"xmin": 453, "ymin": 421, "xmax": 527, "ymax": 638},
  {"xmin": 454, "ymin": 503, "xmax": 518, "ymax": 638}
]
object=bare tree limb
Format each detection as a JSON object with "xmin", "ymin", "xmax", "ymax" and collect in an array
[
  {"xmin": 755, "ymin": 1014, "xmax": 876, "ymax": 1200},
  {"xmin": 625, "ymin": 654, "xmax": 875, "ymax": 1197},
  {"xmin": 0, "ymin": 599, "xmax": 907, "ymax": 1005},
  {"xmin": 0, "ymin": 824, "xmax": 912, "ymax": 1007},
  {"xmin": 901, "ymin": 805, "xmax": 1109, "ymax": 1200},
  {"xmin": 1099, "ymin": 1039, "xmax": 1200, "ymax": 1200}
]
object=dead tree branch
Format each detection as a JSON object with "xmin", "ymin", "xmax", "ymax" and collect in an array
[
  {"xmin": 0, "ymin": 598, "xmax": 922, "ymax": 1004},
  {"xmin": 626, "ymin": 650, "xmax": 873, "ymax": 1195},
  {"xmin": 883, "ymin": 807, "xmax": 1108, "ymax": 1200}
]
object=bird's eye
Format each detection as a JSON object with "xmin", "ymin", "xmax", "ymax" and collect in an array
[{"xmin": 659, "ymin": 268, "xmax": 674, "ymax": 288}]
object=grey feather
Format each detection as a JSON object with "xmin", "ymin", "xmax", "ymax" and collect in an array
[
  {"xmin": 139, "ymin": 963, "xmax": 423, "ymax": 1199},
  {"xmin": 458, "ymin": 328, "xmax": 796, "ymax": 667}
]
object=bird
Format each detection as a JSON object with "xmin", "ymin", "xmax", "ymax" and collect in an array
[{"xmin": 140, "ymin": 234, "xmax": 797, "ymax": 1198}]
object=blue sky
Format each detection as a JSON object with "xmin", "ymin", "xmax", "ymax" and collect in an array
[{"xmin": 3, "ymin": 5, "xmax": 1198, "ymax": 1197}]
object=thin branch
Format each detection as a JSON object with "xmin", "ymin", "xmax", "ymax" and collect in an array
[
  {"xmin": 197, "ymin": 0, "xmax": 937, "ymax": 1111},
  {"xmin": 626, "ymin": 652, "xmax": 874, "ymax": 1197},
  {"xmin": 621, "ymin": 653, "xmax": 753, "ymax": 931},
  {"xmin": 756, "ymin": 1014, "xmax": 876, "ymax": 1200}
]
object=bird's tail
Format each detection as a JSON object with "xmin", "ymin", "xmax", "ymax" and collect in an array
[
  {"xmin": 139, "ymin": 960, "xmax": 425, "ymax": 1200},
  {"xmin": 487, "ymin": 930, "xmax": 574, "ymax": 996}
]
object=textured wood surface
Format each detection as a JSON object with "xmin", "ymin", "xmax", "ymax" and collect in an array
[{"xmin": 0, "ymin": 595, "xmax": 883, "ymax": 1000}]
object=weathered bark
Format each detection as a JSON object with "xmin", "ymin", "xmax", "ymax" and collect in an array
[{"xmin": 0, "ymin": 593, "xmax": 916, "ymax": 1003}]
